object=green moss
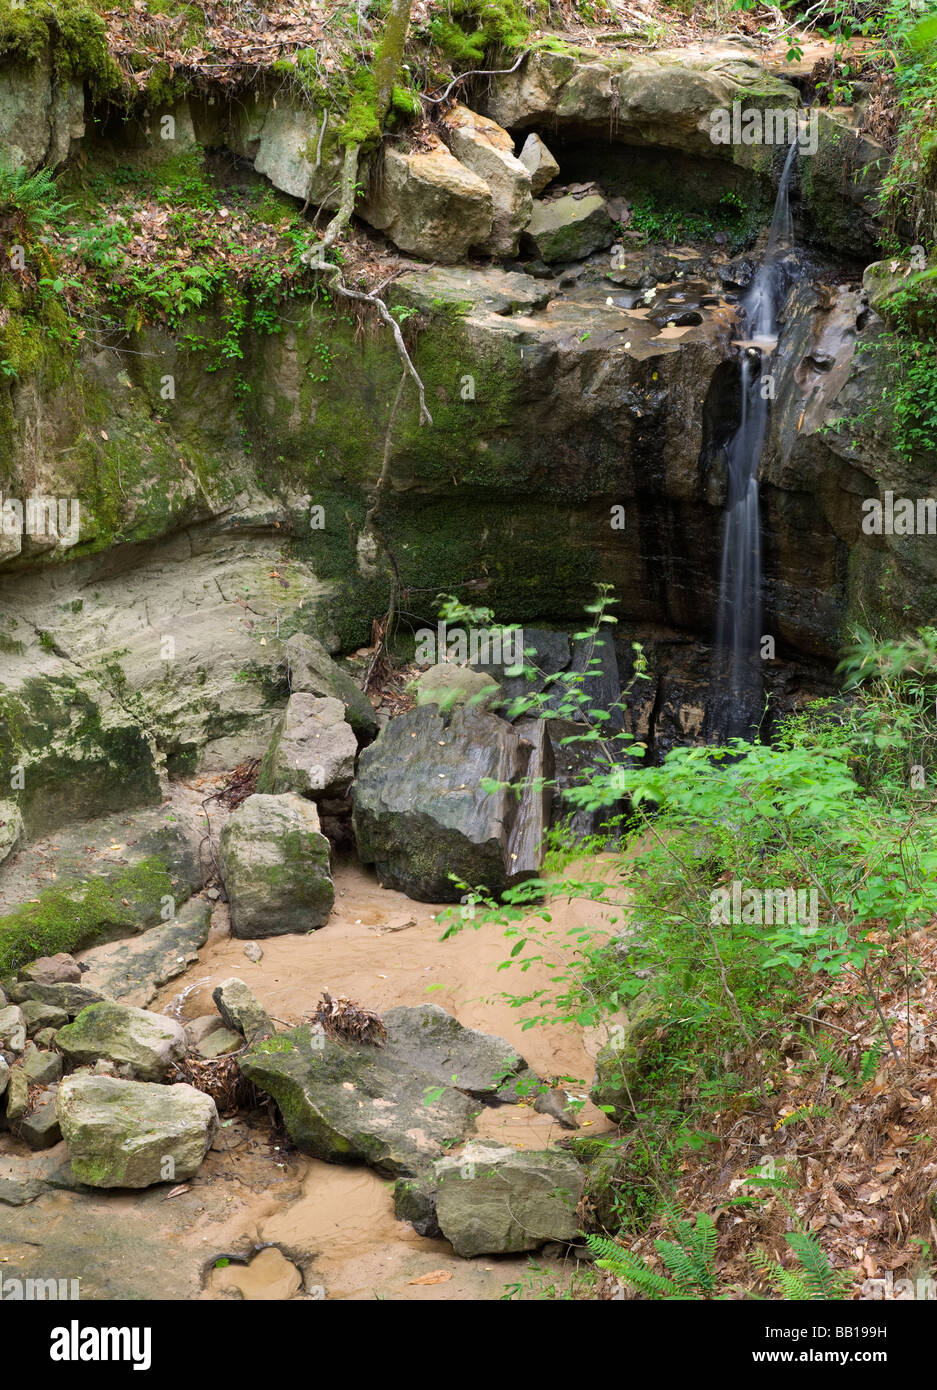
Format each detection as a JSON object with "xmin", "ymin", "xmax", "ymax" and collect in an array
[
  {"xmin": 0, "ymin": 674, "xmax": 161, "ymax": 835},
  {"xmin": 0, "ymin": 856, "xmax": 175, "ymax": 976},
  {"xmin": 429, "ymin": 0, "xmax": 530, "ymax": 66},
  {"xmin": 251, "ymin": 1035, "xmax": 297, "ymax": 1054},
  {"xmin": 0, "ymin": 0, "xmax": 121, "ymax": 92}
]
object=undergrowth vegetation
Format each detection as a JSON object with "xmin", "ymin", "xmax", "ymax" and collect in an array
[{"xmin": 439, "ymin": 593, "xmax": 937, "ymax": 1297}]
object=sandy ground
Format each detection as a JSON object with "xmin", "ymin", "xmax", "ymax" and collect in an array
[
  {"xmin": 1, "ymin": 845, "xmax": 622, "ymax": 1301},
  {"xmin": 152, "ymin": 856, "xmax": 621, "ymax": 1300}
]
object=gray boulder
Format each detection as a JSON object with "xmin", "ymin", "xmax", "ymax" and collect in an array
[
  {"xmin": 22, "ymin": 1043, "xmax": 62, "ymax": 1086},
  {"xmin": 0, "ymin": 1004, "xmax": 25, "ymax": 1053},
  {"xmin": 382, "ymin": 1004, "xmax": 526, "ymax": 1097},
  {"xmin": 282, "ymin": 633, "xmax": 379, "ymax": 742},
  {"xmin": 9, "ymin": 982, "xmax": 108, "ymax": 1015},
  {"xmin": 16, "ymin": 1088, "xmax": 61, "ymax": 1150},
  {"xmin": 432, "ymin": 1141, "xmax": 584, "ymax": 1255},
  {"xmin": 20, "ymin": 1000, "xmax": 69, "ymax": 1035},
  {"xmin": 352, "ymin": 703, "xmax": 540, "ymax": 902},
  {"xmin": 518, "ymin": 132, "xmax": 560, "ymax": 195},
  {"xmin": 238, "ymin": 1025, "xmax": 476, "ymax": 1176},
  {"xmin": 18, "ymin": 952, "xmax": 81, "ymax": 985},
  {"xmin": 523, "ymin": 193, "xmax": 615, "ymax": 263},
  {"xmin": 219, "ymin": 793, "xmax": 334, "ymax": 937},
  {"xmin": 257, "ymin": 693, "xmax": 356, "ymax": 798},
  {"xmin": 57, "ymin": 1075, "xmax": 218, "ymax": 1188},
  {"xmin": 0, "ymin": 1055, "xmax": 8, "ymax": 1098},
  {"xmin": 55, "ymin": 1003, "xmax": 187, "ymax": 1082},
  {"xmin": 211, "ymin": 978, "xmax": 273, "ymax": 1043}
]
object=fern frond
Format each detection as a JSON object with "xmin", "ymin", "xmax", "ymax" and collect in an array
[{"xmin": 784, "ymin": 1231, "xmax": 836, "ymax": 1298}]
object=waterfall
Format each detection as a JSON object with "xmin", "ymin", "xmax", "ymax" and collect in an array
[{"xmin": 713, "ymin": 142, "xmax": 798, "ymax": 741}]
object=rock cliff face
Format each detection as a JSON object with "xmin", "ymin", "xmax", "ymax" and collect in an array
[{"xmin": 0, "ymin": 41, "xmax": 925, "ymax": 837}]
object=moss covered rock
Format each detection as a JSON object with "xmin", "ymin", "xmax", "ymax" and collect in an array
[
  {"xmin": 57, "ymin": 1074, "xmax": 218, "ymax": 1188},
  {"xmin": 432, "ymin": 1140, "xmax": 584, "ymax": 1256},
  {"xmin": 523, "ymin": 193, "xmax": 614, "ymax": 263},
  {"xmin": 218, "ymin": 792, "xmax": 334, "ymax": 937},
  {"xmin": 55, "ymin": 1001, "xmax": 187, "ymax": 1081},
  {"xmin": 238, "ymin": 1024, "xmax": 476, "ymax": 1176}
]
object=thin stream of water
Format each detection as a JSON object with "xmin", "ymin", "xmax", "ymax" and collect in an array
[{"xmin": 714, "ymin": 142, "xmax": 799, "ymax": 740}]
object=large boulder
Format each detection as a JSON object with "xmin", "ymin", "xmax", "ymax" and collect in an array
[
  {"xmin": 282, "ymin": 633, "xmax": 379, "ymax": 742},
  {"xmin": 238, "ymin": 1025, "xmax": 476, "ymax": 1176},
  {"xmin": 430, "ymin": 1141, "xmax": 585, "ymax": 1256},
  {"xmin": 441, "ymin": 104, "xmax": 532, "ymax": 258},
  {"xmin": 381, "ymin": 1004, "xmax": 527, "ymax": 1097},
  {"xmin": 54, "ymin": 1002, "xmax": 187, "ymax": 1082},
  {"xmin": 518, "ymin": 133, "xmax": 560, "ymax": 195},
  {"xmin": 257, "ymin": 693, "xmax": 356, "ymax": 798},
  {"xmin": 218, "ymin": 793, "xmax": 334, "ymax": 937},
  {"xmin": 211, "ymin": 978, "xmax": 273, "ymax": 1043},
  {"xmin": 56, "ymin": 1075, "xmax": 218, "ymax": 1188},
  {"xmin": 359, "ymin": 136, "xmax": 493, "ymax": 263},
  {"xmin": 352, "ymin": 703, "xmax": 537, "ymax": 901},
  {"xmin": 523, "ymin": 194, "xmax": 615, "ymax": 264}
]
